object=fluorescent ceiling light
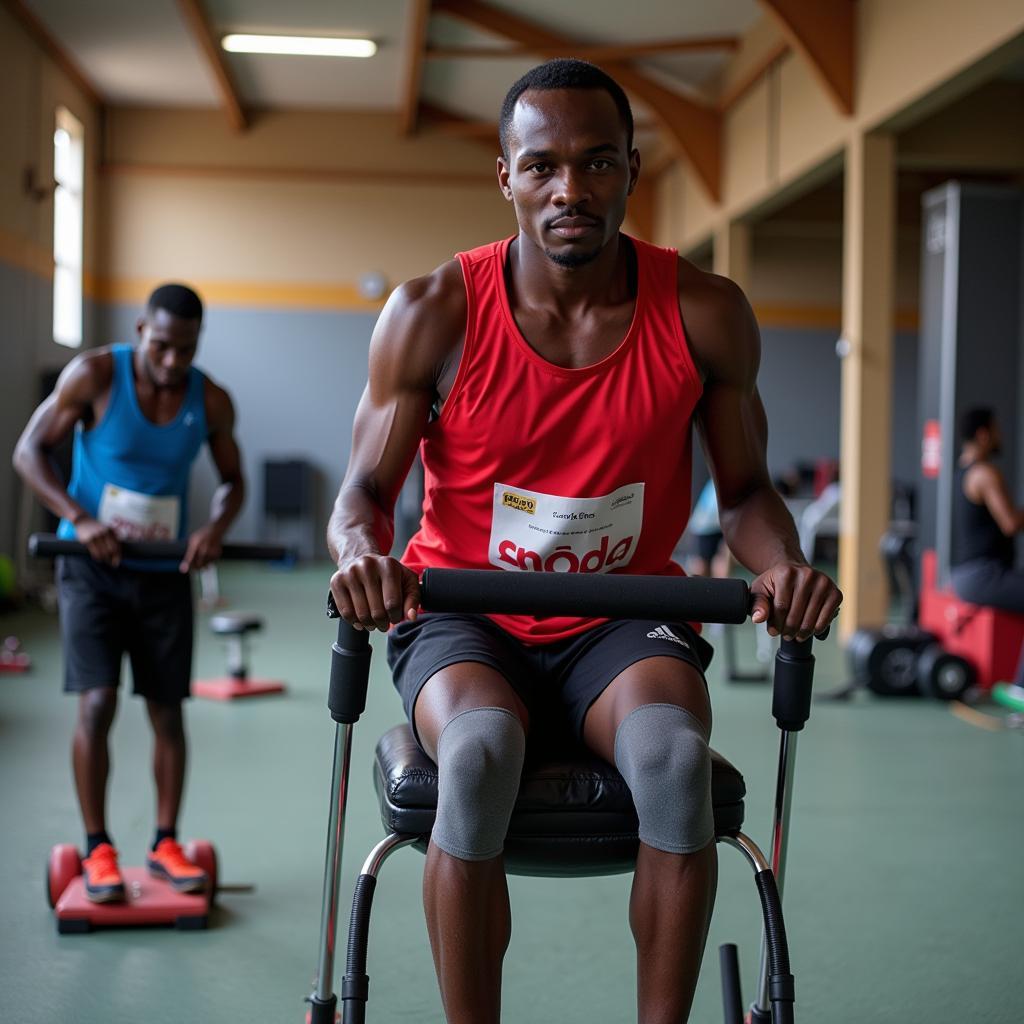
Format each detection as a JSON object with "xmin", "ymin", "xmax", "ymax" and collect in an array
[{"xmin": 222, "ymin": 34, "xmax": 377, "ymax": 58}]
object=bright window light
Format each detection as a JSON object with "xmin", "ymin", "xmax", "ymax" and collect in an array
[
  {"xmin": 53, "ymin": 106, "xmax": 84, "ymax": 348},
  {"xmin": 222, "ymin": 34, "xmax": 376, "ymax": 58}
]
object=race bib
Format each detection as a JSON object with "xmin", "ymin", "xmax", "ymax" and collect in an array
[
  {"xmin": 488, "ymin": 482, "xmax": 644, "ymax": 574},
  {"xmin": 98, "ymin": 484, "xmax": 180, "ymax": 541}
]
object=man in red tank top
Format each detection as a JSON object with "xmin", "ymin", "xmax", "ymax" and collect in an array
[{"xmin": 329, "ymin": 60, "xmax": 841, "ymax": 1024}]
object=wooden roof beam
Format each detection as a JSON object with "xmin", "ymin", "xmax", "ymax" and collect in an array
[
  {"xmin": 419, "ymin": 101, "xmax": 498, "ymax": 142},
  {"xmin": 399, "ymin": 0, "xmax": 432, "ymax": 135},
  {"xmin": 175, "ymin": 0, "xmax": 248, "ymax": 132},
  {"xmin": 432, "ymin": 0, "xmax": 721, "ymax": 202},
  {"xmin": 3, "ymin": 0, "xmax": 102, "ymax": 107},
  {"xmin": 426, "ymin": 36, "xmax": 739, "ymax": 62},
  {"xmin": 759, "ymin": 0, "xmax": 855, "ymax": 115}
]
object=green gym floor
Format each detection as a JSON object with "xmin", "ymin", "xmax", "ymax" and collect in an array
[{"xmin": 2, "ymin": 564, "xmax": 1022, "ymax": 1024}]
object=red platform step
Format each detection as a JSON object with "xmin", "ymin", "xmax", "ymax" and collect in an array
[
  {"xmin": 192, "ymin": 677, "xmax": 286, "ymax": 700},
  {"xmin": 49, "ymin": 840, "xmax": 217, "ymax": 933},
  {"xmin": 919, "ymin": 550, "xmax": 1024, "ymax": 690}
]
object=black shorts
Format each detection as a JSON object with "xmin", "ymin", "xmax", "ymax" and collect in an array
[
  {"xmin": 386, "ymin": 613, "xmax": 713, "ymax": 747},
  {"xmin": 56, "ymin": 556, "xmax": 194, "ymax": 703}
]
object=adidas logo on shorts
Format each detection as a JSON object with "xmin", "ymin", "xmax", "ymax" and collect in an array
[{"xmin": 646, "ymin": 625, "xmax": 689, "ymax": 648}]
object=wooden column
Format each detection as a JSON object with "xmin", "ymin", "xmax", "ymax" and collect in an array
[
  {"xmin": 839, "ymin": 131, "xmax": 895, "ymax": 639},
  {"xmin": 713, "ymin": 219, "xmax": 752, "ymax": 291}
]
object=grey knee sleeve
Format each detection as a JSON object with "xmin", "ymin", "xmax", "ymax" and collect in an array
[
  {"xmin": 614, "ymin": 703, "xmax": 714, "ymax": 855},
  {"xmin": 431, "ymin": 706, "xmax": 526, "ymax": 862}
]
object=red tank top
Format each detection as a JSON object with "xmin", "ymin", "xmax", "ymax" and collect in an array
[{"xmin": 401, "ymin": 235, "xmax": 703, "ymax": 644}]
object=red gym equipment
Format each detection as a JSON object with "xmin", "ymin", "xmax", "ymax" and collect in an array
[
  {"xmin": 919, "ymin": 550, "xmax": 1024, "ymax": 691},
  {"xmin": 47, "ymin": 840, "xmax": 217, "ymax": 933},
  {"xmin": 0, "ymin": 636, "xmax": 31, "ymax": 673},
  {"xmin": 193, "ymin": 612, "xmax": 287, "ymax": 700}
]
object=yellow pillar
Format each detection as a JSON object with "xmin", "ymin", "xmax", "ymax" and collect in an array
[
  {"xmin": 839, "ymin": 131, "xmax": 895, "ymax": 640},
  {"xmin": 713, "ymin": 219, "xmax": 752, "ymax": 291}
]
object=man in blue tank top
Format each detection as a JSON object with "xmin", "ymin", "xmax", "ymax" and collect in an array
[{"xmin": 14, "ymin": 283, "xmax": 245, "ymax": 902}]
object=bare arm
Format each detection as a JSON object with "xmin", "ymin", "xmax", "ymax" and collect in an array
[
  {"xmin": 12, "ymin": 353, "xmax": 121, "ymax": 563},
  {"xmin": 328, "ymin": 261, "xmax": 467, "ymax": 629},
  {"xmin": 681, "ymin": 263, "xmax": 842, "ymax": 640},
  {"xmin": 179, "ymin": 382, "xmax": 246, "ymax": 571},
  {"xmin": 966, "ymin": 463, "xmax": 1024, "ymax": 535}
]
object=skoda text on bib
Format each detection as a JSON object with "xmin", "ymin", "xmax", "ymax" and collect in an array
[{"xmin": 489, "ymin": 482, "xmax": 644, "ymax": 574}]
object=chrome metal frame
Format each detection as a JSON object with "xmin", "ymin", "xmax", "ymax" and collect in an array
[
  {"xmin": 719, "ymin": 831, "xmax": 771, "ymax": 874},
  {"xmin": 360, "ymin": 834, "xmax": 418, "ymax": 878},
  {"xmin": 313, "ymin": 722, "xmax": 355, "ymax": 1003}
]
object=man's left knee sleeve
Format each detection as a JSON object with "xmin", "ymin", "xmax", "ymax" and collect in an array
[{"xmin": 614, "ymin": 702, "xmax": 714, "ymax": 854}]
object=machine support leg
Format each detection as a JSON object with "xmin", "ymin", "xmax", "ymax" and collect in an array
[{"xmin": 309, "ymin": 723, "xmax": 355, "ymax": 1016}]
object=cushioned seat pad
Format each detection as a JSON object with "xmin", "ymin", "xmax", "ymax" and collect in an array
[{"xmin": 373, "ymin": 723, "xmax": 746, "ymax": 877}]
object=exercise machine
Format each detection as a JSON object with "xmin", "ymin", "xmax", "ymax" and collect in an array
[
  {"xmin": 843, "ymin": 528, "xmax": 974, "ymax": 700},
  {"xmin": 194, "ymin": 612, "xmax": 287, "ymax": 700},
  {"xmin": 307, "ymin": 570, "xmax": 824, "ymax": 1024}
]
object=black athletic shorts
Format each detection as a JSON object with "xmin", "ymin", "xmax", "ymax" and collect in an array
[
  {"xmin": 56, "ymin": 556, "xmax": 194, "ymax": 703},
  {"xmin": 387, "ymin": 613, "xmax": 713, "ymax": 748}
]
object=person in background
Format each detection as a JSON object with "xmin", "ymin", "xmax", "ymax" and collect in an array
[
  {"xmin": 950, "ymin": 407, "xmax": 1024, "ymax": 696},
  {"xmin": 685, "ymin": 476, "xmax": 731, "ymax": 579},
  {"xmin": 13, "ymin": 283, "xmax": 244, "ymax": 902}
]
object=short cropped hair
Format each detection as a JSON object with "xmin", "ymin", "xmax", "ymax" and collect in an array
[
  {"xmin": 147, "ymin": 283, "xmax": 203, "ymax": 322},
  {"xmin": 960, "ymin": 407, "xmax": 994, "ymax": 442},
  {"xmin": 499, "ymin": 59, "xmax": 634, "ymax": 160}
]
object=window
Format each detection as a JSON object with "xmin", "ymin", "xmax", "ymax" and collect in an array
[{"xmin": 53, "ymin": 107, "xmax": 84, "ymax": 347}]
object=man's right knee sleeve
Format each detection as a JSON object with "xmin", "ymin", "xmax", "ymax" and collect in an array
[{"xmin": 431, "ymin": 706, "xmax": 526, "ymax": 861}]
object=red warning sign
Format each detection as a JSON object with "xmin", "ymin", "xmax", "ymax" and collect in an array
[{"xmin": 922, "ymin": 420, "xmax": 941, "ymax": 478}]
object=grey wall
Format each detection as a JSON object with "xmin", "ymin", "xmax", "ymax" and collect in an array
[
  {"xmin": 1, "ymin": 261, "xmax": 94, "ymax": 570},
  {"xmin": 0, "ymin": 262, "xmax": 43, "ymax": 567},
  {"xmin": 757, "ymin": 326, "xmax": 920, "ymax": 490},
  {"xmin": 100, "ymin": 303, "xmax": 378, "ymax": 558}
]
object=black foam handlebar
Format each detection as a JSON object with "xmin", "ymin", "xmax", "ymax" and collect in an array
[
  {"xmin": 325, "ymin": 572, "xmax": 827, "ymax": 731},
  {"xmin": 29, "ymin": 533, "xmax": 291, "ymax": 563},
  {"xmin": 418, "ymin": 568, "xmax": 750, "ymax": 623}
]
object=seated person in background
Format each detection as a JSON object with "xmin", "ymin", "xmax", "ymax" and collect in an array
[
  {"xmin": 12, "ymin": 283, "xmax": 245, "ymax": 902},
  {"xmin": 951, "ymin": 408, "xmax": 1024, "ymax": 694}
]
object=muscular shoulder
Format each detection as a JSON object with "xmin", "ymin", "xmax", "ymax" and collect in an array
[
  {"xmin": 55, "ymin": 347, "xmax": 115, "ymax": 407},
  {"xmin": 202, "ymin": 375, "xmax": 235, "ymax": 431},
  {"xmin": 369, "ymin": 259, "xmax": 467, "ymax": 393},
  {"xmin": 964, "ymin": 460, "xmax": 1003, "ymax": 501},
  {"xmin": 676, "ymin": 258, "xmax": 759, "ymax": 386}
]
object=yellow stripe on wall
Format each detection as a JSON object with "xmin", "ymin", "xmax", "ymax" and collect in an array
[
  {"xmin": 92, "ymin": 276, "xmax": 387, "ymax": 313},
  {"xmin": 0, "ymin": 237, "xmax": 920, "ymax": 327},
  {"xmin": 0, "ymin": 230, "xmax": 53, "ymax": 280}
]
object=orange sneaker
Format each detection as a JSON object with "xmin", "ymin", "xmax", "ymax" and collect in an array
[
  {"xmin": 146, "ymin": 838, "xmax": 207, "ymax": 893},
  {"xmin": 82, "ymin": 843, "xmax": 126, "ymax": 903}
]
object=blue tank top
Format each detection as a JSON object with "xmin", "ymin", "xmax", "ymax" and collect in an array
[{"xmin": 58, "ymin": 344, "xmax": 208, "ymax": 571}]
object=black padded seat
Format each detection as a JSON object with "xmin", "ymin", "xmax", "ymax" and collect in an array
[
  {"xmin": 373, "ymin": 723, "xmax": 746, "ymax": 877},
  {"xmin": 209, "ymin": 612, "xmax": 264, "ymax": 635}
]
